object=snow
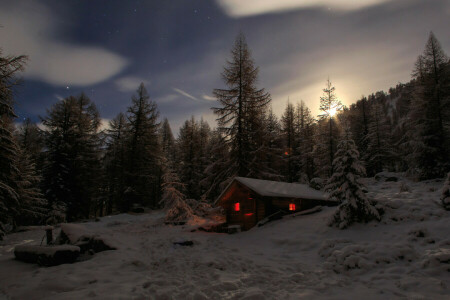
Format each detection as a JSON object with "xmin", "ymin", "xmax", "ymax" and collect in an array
[
  {"xmin": 220, "ymin": 177, "xmax": 329, "ymax": 201},
  {"xmin": 0, "ymin": 175, "xmax": 449, "ymax": 299}
]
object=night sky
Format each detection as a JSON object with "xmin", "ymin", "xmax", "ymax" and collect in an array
[{"xmin": 1, "ymin": 0, "xmax": 449, "ymax": 132}]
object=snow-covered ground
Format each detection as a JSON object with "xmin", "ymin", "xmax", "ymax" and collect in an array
[{"xmin": 1, "ymin": 176, "xmax": 449, "ymax": 299}]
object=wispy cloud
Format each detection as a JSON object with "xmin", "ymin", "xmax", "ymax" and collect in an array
[
  {"xmin": 202, "ymin": 94, "xmax": 216, "ymax": 101},
  {"xmin": 216, "ymin": 0, "xmax": 390, "ymax": 17},
  {"xmin": 0, "ymin": 1, "xmax": 128, "ymax": 87},
  {"xmin": 115, "ymin": 76, "xmax": 150, "ymax": 92},
  {"xmin": 172, "ymin": 88, "xmax": 199, "ymax": 101}
]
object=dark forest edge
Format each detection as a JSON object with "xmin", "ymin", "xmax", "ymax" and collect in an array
[{"xmin": 1, "ymin": 32, "xmax": 449, "ymax": 238}]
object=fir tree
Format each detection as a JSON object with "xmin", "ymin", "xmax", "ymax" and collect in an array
[
  {"xmin": 212, "ymin": 33, "xmax": 271, "ymax": 179},
  {"xmin": 406, "ymin": 32, "xmax": 450, "ymax": 179},
  {"xmin": 160, "ymin": 118, "xmax": 176, "ymax": 165},
  {"xmin": 15, "ymin": 147, "xmax": 47, "ymax": 225},
  {"xmin": 125, "ymin": 83, "xmax": 161, "ymax": 209},
  {"xmin": 104, "ymin": 113, "xmax": 128, "ymax": 213},
  {"xmin": 296, "ymin": 101, "xmax": 316, "ymax": 181},
  {"xmin": 317, "ymin": 78, "xmax": 343, "ymax": 176},
  {"xmin": 42, "ymin": 94, "xmax": 101, "ymax": 221},
  {"xmin": 281, "ymin": 101, "xmax": 297, "ymax": 182},
  {"xmin": 364, "ymin": 101, "xmax": 395, "ymax": 176},
  {"xmin": 326, "ymin": 133, "xmax": 380, "ymax": 229}
]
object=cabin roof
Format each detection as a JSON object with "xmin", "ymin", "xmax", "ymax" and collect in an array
[{"xmin": 216, "ymin": 177, "xmax": 329, "ymax": 203}]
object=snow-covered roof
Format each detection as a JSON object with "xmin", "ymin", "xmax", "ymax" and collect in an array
[{"xmin": 226, "ymin": 177, "xmax": 329, "ymax": 201}]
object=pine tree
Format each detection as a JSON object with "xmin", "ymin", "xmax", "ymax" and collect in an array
[
  {"xmin": 406, "ymin": 32, "xmax": 450, "ymax": 179},
  {"xmin": 160, "ymin": 118, "xmax": 176, "ymax": 165},
  {"xmin": 125, "ymin": 83, "xmax": 161, "ymax": 209},
  {"xmin": 318, "ymin": 78, "xmax": 343, "ymax": 176},
  {"xmin": 212, "ymin": 33, "xmax": 271, "ymax": 179},
  {"xmin": 364, "ymin": 101, "xmax": 395, "ymax": 175},
  {"xmin": 0, "ymin": 50, "xmax": 27, "ymax": 238},
  {"xmin": 104, "ymin": 113, "xmax": 128, "ymax": 213},
  {"xmin": 15, "ymin": 147, "xmax": 47, "ymax": 225},
  {"xmin": 264, "ymin": 107, "xmax": 283, "ymax": 177},
  {"xmin": 326, "ymin": 132, "xmax": 380, "ymax": 229},
  {"xmin": 296, "ymin": 101, "xmax": 316, "ymax": 181},
  {"xmin": 281, "ymin": 101, "xmax": 297, "ymax": 182},
  {"xmin": 160, "ymin": 167, "xmax": 193, "ymax": 224},
  {"xmin": 42, "ymin": 94, "xmax": 101, "ymax": 221},
  {"xmin": 201, "ymin": 129, "xmax": 231, "ymax": 201},
  {"xmin": 442, "ymin": 172, "xmax": 450, "ymax": 211}
]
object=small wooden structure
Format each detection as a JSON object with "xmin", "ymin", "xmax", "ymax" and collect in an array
[{"xmin": 215, "ymin": 177, "xmax": 337, "ymax": 231}]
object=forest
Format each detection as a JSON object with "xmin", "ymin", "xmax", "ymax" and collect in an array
[{"xmin": 1, "ymin": 31, "xmax": 449, "ymax": 237}]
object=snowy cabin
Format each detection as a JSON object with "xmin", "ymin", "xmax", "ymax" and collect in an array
[{"xmin": 215, "ymin": 177, "xmax": 336, "ymax": 231}]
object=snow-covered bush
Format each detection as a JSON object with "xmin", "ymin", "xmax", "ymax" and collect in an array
[
  {"xmin": 160, "ymin": 169, "xmax": 193, "ymax": 224},
  {"xmin": 442, "ymin": 172, "xmax": 450, "ymax": 210},
  {"xmin": 326, "ymin": 137, "xmax": 380, "ymax": 228}
]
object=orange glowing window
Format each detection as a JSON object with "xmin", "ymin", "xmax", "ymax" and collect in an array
[
  {"xmin": 289, "ymin": 203, "xmax": 296, "ymax": 211},
  {"xmin": 284, "ymin": 151, "xmax": 289, "ymax": 155},
  {"xmin": 234, "ymin": 203, "xmax": 240, "ymax": 211}
]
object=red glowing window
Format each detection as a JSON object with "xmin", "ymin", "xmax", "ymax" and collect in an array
[
  {"xmin": 244, "ymin": 213, "xmax": 253, "ymax": 216},
  {"xmin": 234, "ymin": 203, "xmax": 240, "ymax": 211},
  {"xmin": 289, "ymin": 203, "xmax": 296, "ymax": 211}
]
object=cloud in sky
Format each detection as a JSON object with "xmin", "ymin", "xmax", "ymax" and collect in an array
[
  {"xmin": 172, "ymin": 88, "xmax": 200, "ymax": 101},
  {"xmin": 216, "ymin": 0, "xmax": 391, "ymax": 17},
  {"xmin": 115, "ymin": 76, "xmax": 150, "ymax": 92},
  {"xmin": 0, "ymin": 1, "xmax": 128, "ymax": 87},
  {"xmin": 202, "ymin": 95, "xmax": 216, "ymax": 101}
]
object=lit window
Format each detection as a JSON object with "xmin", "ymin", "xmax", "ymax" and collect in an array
[
  {"xmin": 289, "ymin": 203, "xmax": 296, "ymax": 211},
  {"xmin": 234, "ymin": 203, "xmax": 240, "ymax": 211}
]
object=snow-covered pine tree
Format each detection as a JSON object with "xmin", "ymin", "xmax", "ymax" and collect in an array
[
  {"xmin": 0, "ymin": 50, "xmax": 27, "ymax": 238},
  {"xmin": 442, "ymin": 172, "xmax": 450, "ymax": 210},
  {"xmin": 160, "ymin": 167, "xmax": 193, "ymax": 224},
  {"xmin": 212, "ymin": 33, "xmax": 271, "ymax": 179},
  {"xmin": 326, "ymin": 132, "xmax": 380, "ymax": 229},
  {"xmin": 125, "ymin": 83, "xmax": 161, "ymax": 209}
]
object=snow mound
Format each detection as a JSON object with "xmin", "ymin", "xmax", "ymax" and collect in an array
[
  {"xmin": 320, "ymin": 240, "xmax": 417, "ymax": 274},
  {"xmin": 14, "ymin": 245, "xmax": 80, "ymax": 266}
]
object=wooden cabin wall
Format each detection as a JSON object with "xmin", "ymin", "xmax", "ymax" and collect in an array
[{"xmin": 216, "ymin": 182, "xmax": 266, "ymax": 230}]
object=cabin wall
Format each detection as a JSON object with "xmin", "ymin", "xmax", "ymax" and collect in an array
[
  {"xmin": 269, "ymin": 197, "xmax": 337, "ymax": 214},
  {"xmin": 216, "ymin": 182, "xmax": 266, "ymax": 231},
  {"xmin": 216, "ymin": 179, "xmax": 337, "ymax": 231}
]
